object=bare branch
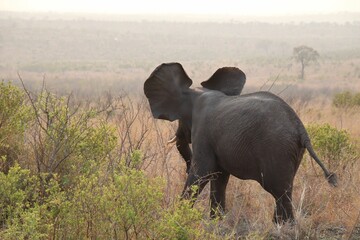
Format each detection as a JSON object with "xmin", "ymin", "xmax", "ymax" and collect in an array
[{"xmin": 268, "ymin": 70, "xmax": 283, "ymax": 92}]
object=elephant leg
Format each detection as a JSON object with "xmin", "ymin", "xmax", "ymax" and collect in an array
[
  {"xmin": 270, "ymin": 187, "xmax": 294, "ymax": 224},
  {"xmin": 181, "ymin": 171, "xmax": 211, "ymax": 204},
  {"xmin": 261, "ymin": 162, "xmax": 296, "ymax": 224},
  {"xmin": 181, "ymin": 147, "xmax": 217, "ymax": 204},
  {"xmin": 210, "ymin": 171, "xmax": 230, "ymax": 218}
]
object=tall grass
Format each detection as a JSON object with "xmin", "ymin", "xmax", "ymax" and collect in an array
[{"xmin": 1, "ymin": 79, "xmax": 359, "ymax": 239}]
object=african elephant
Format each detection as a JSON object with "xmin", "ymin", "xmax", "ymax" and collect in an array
[
  {"xmin": 144, "ymin": 62, "xmax": 337, "ymax": 224},
  {"xmin": 167, "ymin": 65, "xmax": 246, "ymax": 174}
]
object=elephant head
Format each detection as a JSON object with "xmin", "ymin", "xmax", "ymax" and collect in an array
[
  {"xmin": 144, "ymin": 63, "xmax": 193, "ymax": 123},
  {"xmin": 144, "ymin": 63, "xmax": 246, "ymax": 173}
]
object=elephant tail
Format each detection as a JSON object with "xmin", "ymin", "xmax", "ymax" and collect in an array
[{"xmin": 303, "ymin": 140, "xmax": 338, "ymax": 187}]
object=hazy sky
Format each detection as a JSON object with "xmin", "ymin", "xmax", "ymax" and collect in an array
[{"xmin": 1, "ymin": 0, "xmax": 359, "ymax": 15}]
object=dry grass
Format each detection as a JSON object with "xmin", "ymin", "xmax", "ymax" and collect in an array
[
  {"xmin": 6, "ymin": 60, "xmax": 360, "ymax": 238},
  {"xmin": 116, "ymin": 95, "xmax": 359, "ymax": 239},
  {"xmin": 1, "ymin": 15, "xmax": 360, "ymax": 239}
]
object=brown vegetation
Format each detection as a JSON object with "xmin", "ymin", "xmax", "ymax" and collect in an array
[{"xmin": 1, "ymin": 13, "xmax": 359, "ymax": 239}]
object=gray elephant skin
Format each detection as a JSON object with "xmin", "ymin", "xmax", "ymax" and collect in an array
[{"xmin": 144, "ymin": 62, "xmax": 337, "ymax": 224}]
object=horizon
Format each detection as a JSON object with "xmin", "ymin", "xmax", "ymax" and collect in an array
[
  {"xmin": 1, "ymin": 0, "xmax": 360, "ymax": 16},
  {"xmin": 2, "ymin": 10, "xmax": 360, "ymax": 24}
]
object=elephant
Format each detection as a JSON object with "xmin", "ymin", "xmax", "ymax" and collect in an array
[
  {"xmin": 144, "ymin": 62, "xmax": 337, "ymax": 224},
  {"xmin": 166, "ymin": 65, "xmax": 246, "ymax": 174}
]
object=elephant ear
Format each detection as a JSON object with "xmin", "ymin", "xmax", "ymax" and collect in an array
[
  {"xmin": 201, "ymin": 67, "xmax": 246, "ymax": 96},
  {"xmin": 144, "ymin": 63, "xmax": 193, "ymax": 121}
]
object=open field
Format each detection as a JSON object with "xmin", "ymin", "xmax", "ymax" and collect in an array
[{"xmin": 1, "ymin": 12, "xmax": 360, "ymax": 239}]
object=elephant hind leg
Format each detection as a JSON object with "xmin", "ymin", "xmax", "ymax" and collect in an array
[
  {"xmin": 271, "ymin": 188, "xmax": 294, "ymax": 224},
  {"xmin": 273, "ymin": 191, "xmax": 294, "ymax": 224},
  {"xmin": 210, "ymin": 171, "xmax": 230, "ymax": 218},
  {"xmin": 261, "ymin": 160, "xmax": 297, "ymax": 224},
  {"xmin": 262, "ymin": 176, "xmax": 295, "ymax": 224}
]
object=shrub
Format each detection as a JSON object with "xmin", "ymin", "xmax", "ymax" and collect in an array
[
  {"xmin": 60, "ymin": 161, "xmax": 165, "ymax": 239},
  {"xmin": 0, "ymin": 157, "xmax": 215, "ymax": 239},
  {"xmin": 0, "ymin": 81, "xmax": 31, "ymax": 173},
  {"xmin": 332, "ymin": 91, "xmax": 360, "ymax": 108},
  {"xmin": 0, "ymin": 83, "xmax": 220, "ymax": 239},
  {"xmin": 156, "ymin": 200, "xmax": 209, "ymax": 240},
  {"xmin": 56, "ymin": 160, "xmax": 211, "ymax": 239},
  {"xmin": 306, "ymin": 123, "xmax": 357, "ymax": 169},
  {"xmin": 21, "ymin": 83, "xmax": 118, "ymax": 186},
  {"xmin": 353, "ymin": 92, "xmax": 360, "ymax": 106},
  {"xmin": 0, "ymin": 165, "xmax": 54, "ymax": 240}
]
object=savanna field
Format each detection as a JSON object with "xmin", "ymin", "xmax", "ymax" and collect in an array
[{"xmin": 0, "ymin": 13, "xmax": 360, "ymax": 239}]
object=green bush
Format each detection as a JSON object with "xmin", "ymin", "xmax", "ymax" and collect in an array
[
  {"xmin": 0, "ymin": 81, "xmax": 31, "ymax": 173},
  {"xmin": 0, "ymin": 159, "xmax": 214, "ymax": 239},
  {"xmin": 54, "ymin": 160, "xmax": 212, "ymax": 239},
  {"xmin": 60, "ymin": 162, "xmax": 165, "ymax": 239},
  {"xmin": 22, "ymin": 86, "xmax": 118, "ymax": 186},
  {"xmin": 306, "ymin": 123, "xmax": 357, "ymax": 168},
  {"xmin": 0, "ymin": 165, "xmax": 54, "ymax": 240},
  {"xmin": 156, "ymin": 200, "xmax": 209, "ymax": 240},
  {"xmin": 333, "ymin": 91, "xmax": 360, "ymax": 108},
  {"xmin": 0, "ymin": 83, "xmax": 219, "ymax": 239},
  {"xmin": 353, "ymin": 92, "xmax": 360, "ymax": 106},
  {"xmin": 0, "ymin": 81, "xmax": 30, "ymax": 139}
]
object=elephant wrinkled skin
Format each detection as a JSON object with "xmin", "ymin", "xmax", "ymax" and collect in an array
[{"xmin": 144, "ymin": 62, "xmax": 337, "ymax": 224}]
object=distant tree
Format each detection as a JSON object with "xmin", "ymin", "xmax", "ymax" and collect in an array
[{"xmin": 293, "ymin": 45, "xmax": 319, "ymax": 80}]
